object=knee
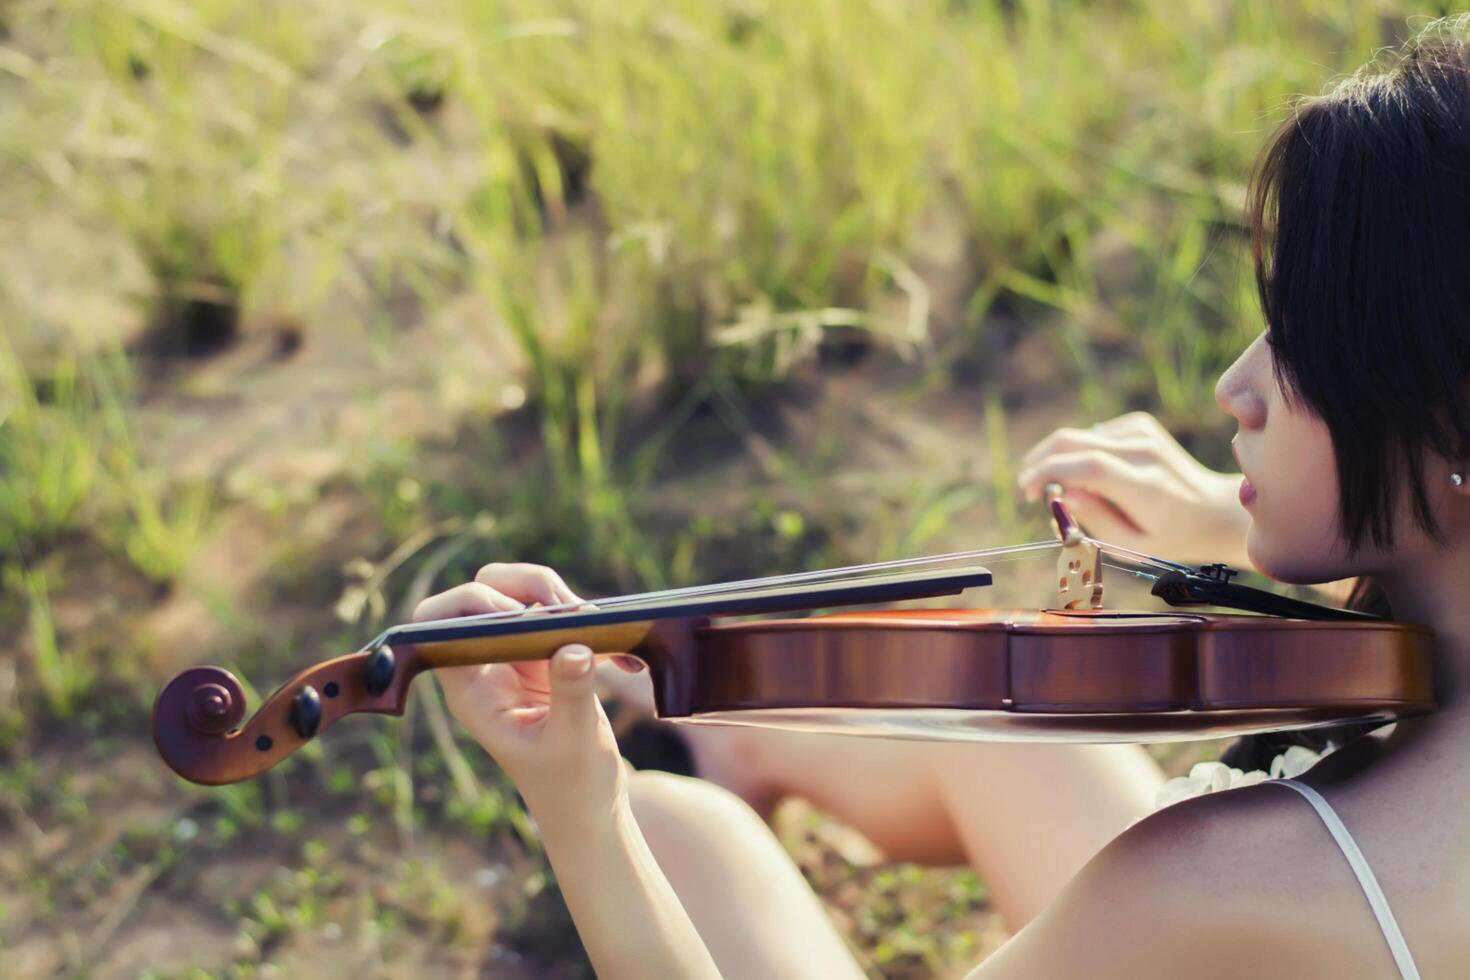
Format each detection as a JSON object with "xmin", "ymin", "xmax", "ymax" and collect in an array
[
  {"xmin": 628, "ymin": 770, "xmax": 769, "ymax": 841},
  {"xmin": 627, "ymin": 771, "xmax": 797, "ymax": 890}
]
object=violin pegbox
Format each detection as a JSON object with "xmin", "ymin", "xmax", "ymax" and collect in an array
[{"xmin": 1045, "ymin": 483, "xmax": 1105, "ymax": 610}]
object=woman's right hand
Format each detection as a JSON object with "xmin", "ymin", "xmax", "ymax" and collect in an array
[{"xmin": 1015, "ymin": 411, "xmax": 1251, "ymax": 568}]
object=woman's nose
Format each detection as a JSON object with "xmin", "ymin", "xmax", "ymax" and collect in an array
[{"xmin": 1215, "ymin": 338, "xmax": 1268, "ymax": 429}]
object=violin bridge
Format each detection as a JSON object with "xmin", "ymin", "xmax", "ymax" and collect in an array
[
  {"xmin": 1045, "ymin": 482, "xmax": 1105, "ymax": 610},
  {"xmin": 1056, "ymin": 528, "xmax": 1105, "ymax": 610}
]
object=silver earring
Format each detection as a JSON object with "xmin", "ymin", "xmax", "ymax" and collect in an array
[{"xmin": 1453, "ymin": 472, "xmax": 1465, "ymax": 487}]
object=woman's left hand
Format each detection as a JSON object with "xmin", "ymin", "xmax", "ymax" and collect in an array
[{"xmin": 418, "ymin": 563, "xmax": 628, "ymax": 815}]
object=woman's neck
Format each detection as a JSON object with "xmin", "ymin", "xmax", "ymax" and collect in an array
[{"xmin": 1376, "ymin": 552, "xmax": 1470, "ymax": 747}]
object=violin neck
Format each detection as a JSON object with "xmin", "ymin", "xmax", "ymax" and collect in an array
[{"xmin": 411, "ymin": 620, "xmax": 658, "ymax": 667}]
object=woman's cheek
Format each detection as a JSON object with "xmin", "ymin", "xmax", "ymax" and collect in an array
[{"xmin": 1244, "ymin": 471, "xmax": 1349, "ymax": 585}]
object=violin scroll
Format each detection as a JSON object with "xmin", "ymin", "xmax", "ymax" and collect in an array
[{"xmin": 152, "ymin": 647, "xmax": 425, "ymax": 786}]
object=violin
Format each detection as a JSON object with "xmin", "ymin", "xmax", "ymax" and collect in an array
[{"xmin": 152, "ymin": 486, "xmax": 1435, "ymax": 786}]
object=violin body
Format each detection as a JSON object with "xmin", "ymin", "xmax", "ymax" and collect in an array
[
  {"xmin": 663, "ymin": 608, "xmax": 1435, "ymax": 742},
  {"xmin": 154, "ymin": 603, "xmax": 1434, "ymax": 785}
]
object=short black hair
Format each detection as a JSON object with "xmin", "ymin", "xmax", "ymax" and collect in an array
[{"xmin": 1247, "ymin": 15, "xmax": 1470, "ymax": 556}]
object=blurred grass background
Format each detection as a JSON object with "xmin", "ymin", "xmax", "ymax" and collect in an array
[{"xmin": 0, "ymin": 1, "xmax": 1450, "ymax": 976}]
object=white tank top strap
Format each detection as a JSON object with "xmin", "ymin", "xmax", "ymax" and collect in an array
[{"xmin": 1271, "ymin": 778, "xmax": 1422, "ymax": 980}]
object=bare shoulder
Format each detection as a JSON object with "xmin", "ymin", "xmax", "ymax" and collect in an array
[{"xmin": 967, "ymin": 784, "xmax": 1392, "ymax": 980}]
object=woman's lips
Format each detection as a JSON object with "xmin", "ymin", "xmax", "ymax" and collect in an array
[{"xmin": 1231, "ymin": 442, "xmax": 1255, "ymax": 506}]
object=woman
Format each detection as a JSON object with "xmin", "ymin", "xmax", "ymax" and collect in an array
[{"xmin": 422, "ymin": 20, "xmax": 1470, "ymax": 978}]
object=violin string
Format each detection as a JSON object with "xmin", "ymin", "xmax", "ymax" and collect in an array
[
  {"xmin": 582, "ymin": 538, "xmax": 1113, "ymax": 615},
  {"xmin": 593, "ymin": 539, "xmax": 1061, "ymax": 605},
  {"xmin": 1088, "ymin": 538, "xmax": 1193, "ymax": 573},
  {"xmin": 399, "ymin": 540, "xmax": 1064, "ymax": 632},
  {"xmin": 388, "ymin": 547, "xmax": 1182, "ymax": 647},
  {"xmin": 388, "ymin": 561, "xmax": 1007, "ymax": 639},
  {"xmin": 404, "ymin": 558, "xmax": 1015, "ymax": 631},
  {"xmin": 1100, "ymin": 559, "xmax": 1160, "ymax": 581}
]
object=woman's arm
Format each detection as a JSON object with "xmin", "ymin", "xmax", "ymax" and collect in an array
[
  {"xmin": 419, "ymin": 565, "xmax": 722, "ymax": 980},
  {"xmin": 533, "ymin": 780, "xmax": 722, "ymax": 978},
  {"xmin": 514, "ymin": 655, "xmax": 721, "ymax": 979}
]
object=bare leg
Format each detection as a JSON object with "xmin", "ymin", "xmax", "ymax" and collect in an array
[
  {"xmin": 682, "ymin": 723, "xmax": 1163, "ymax": 928},
  {"xmin": 603, "ymin": 666, "xmax": 1165, "ymax": 928},
  {"xmin": 627, "ymin": 770, "xmax": 867, "ymax": 980},
  {"xmin": 678, "ymin": 721, "xmax": 964, "ymax": 862}
]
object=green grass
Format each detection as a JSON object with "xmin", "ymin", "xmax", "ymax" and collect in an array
[
  {"xmin": 0, "ymin": 340, "xmax": 104, "ymax": 558},
  {"xmin": 18, "ymin": 567, "xmax": 91, "ymax": 715},
  {"xmin": 4, "ymin": 1, "xmax": 1434, "ymax": 596}
]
